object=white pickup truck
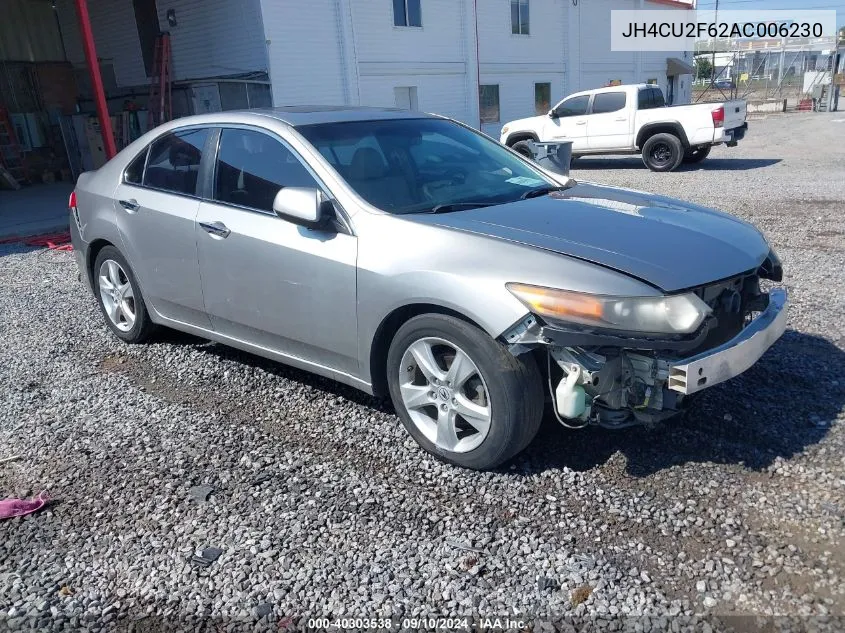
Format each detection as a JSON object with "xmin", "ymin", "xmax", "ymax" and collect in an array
[{"xmin": 500, "ymin": 84, "xmax": 748, "ymax": 172}]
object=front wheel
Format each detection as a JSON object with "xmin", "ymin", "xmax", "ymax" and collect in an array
[
  {"xmin": 642, "ymin": 133, "xmax": 684, "ymax": 172},
  {"xmin": 683, "ymin": 145, "xmax": 712, "ymax": 164},
  {"xmin": 386, "ymin": 314, "xmax": 544, "ymax": 470},
  {"xmin": 510, "ymin": 139, "xmax": 535, "ymax": 159}
]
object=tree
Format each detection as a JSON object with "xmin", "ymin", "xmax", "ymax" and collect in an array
[{"xmin": 695, "ymin": 57, "xmax": 713, "ymax": 81}]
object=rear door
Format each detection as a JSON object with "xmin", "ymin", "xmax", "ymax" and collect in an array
[
  {"xmin": 195, "ymin": 126, "xmax": 358, "ymax": 374},
  {"xmin": 543, "ymin": 95, "xmax": 591, "ymax": 151},
  {"xmin": 586, "ymin": 91, "xmax": 631, "ymax": 150},
  {"xmin": 112, "ymin": 127, "xmax": 212, "ymax": 327}
]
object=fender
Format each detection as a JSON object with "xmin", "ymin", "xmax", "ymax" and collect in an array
[{"xmin": 636, "ymin": 121, "xmax": 690, "ymax": 150}]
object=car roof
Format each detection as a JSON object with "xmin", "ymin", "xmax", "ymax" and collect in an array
[{"xmin": 235, "ymin": 106, "xmax": 435, "ymax": 126}]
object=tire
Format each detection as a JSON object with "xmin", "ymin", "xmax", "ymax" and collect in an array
[
  {"xmin": 641, "ymin": 133, "xmax": 684, "ymax": 172},
  {"xmin": 93, "ymin": 246, "xmax": 155, "ymax": 343},
  {"xmin": 511, "ymin": 139, "xmax": 535, "ymax": 160},
  {"xmin": 386, "ymin": 314, "xmax": 544, "ymax": 470},
  {"xmin": 683, "ymin": 145, "xmax": 712, "ymax": 164}
]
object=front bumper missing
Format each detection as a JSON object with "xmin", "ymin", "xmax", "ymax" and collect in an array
[{"xmin": 667, "ymin": 288, "xmax": 787, "ymax": 395}]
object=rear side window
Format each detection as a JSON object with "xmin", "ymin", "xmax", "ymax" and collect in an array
[
  {"xmin": 638, "ymin": 88, "xmax": 665, "ymax": 110},
  {"xmin": 124, "ymin": 148, "xmax": 148, "ymax": 185},
  {"xmin": 213, "ymin": 128, "xmax": 318, "ymax": 212},
  {"xmin": 143, "ymin": 128, "xmax": 209, "ymax": 196},
  {"xmin": 554, "ymin": 95, "xmax": 589, "ymax": 117},
  {"xmin": 592, "ymin": 92, "xmax": 627, "ymax": 114}
]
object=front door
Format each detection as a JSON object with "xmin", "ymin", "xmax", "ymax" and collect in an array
[
  {"xmin": 195, "ymin": 127, "xmax": 359, "ymax": 374},
  {"xmin": 112, "ymin": 127, "xmax": 211, "ymax": 327},
  {"xmin": 586, "ymin": 90, "xmax": 632, "ymax": 150},
  {"xmin": 543, "ymin": 94, "xmax": 590, "ymax": 152}
]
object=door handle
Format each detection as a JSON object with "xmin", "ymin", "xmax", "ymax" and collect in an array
[
  {"xmin": 576, "ymin": 121, "xmax": 587, "ymax": 125},
  {"xmin": 118, "ymin": 199, "xmax": 139, "ymax": 212},
  {"xmin": 199, "ymin": 221, "xmax": 231, "ymax": 239},
  {"xmin": 615, "ymin": 117, "xmax": 627, "ymax": 121}
]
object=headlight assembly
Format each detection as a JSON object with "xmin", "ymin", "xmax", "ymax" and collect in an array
[{"xmin": 506, "ymin": 283, "xmax": 712, "ymax": 334}]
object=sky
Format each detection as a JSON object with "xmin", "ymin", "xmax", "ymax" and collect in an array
[{"xmin": 695, "ymin": 0, "xmax": 845, "ymax": 29}]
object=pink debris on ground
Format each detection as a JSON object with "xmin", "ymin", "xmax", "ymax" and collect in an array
[{"xmin": 0, "ymin": 491, "xmax": 49, "ymax": 519}]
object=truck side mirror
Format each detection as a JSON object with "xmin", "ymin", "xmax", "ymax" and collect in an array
[{"xmin": 548, "ymin": 109, "xmax": 558, "ymax": 119}]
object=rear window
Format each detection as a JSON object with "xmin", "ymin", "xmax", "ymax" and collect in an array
[
  {"xmin": 638, "ymin": 87, "xmax": 665, "ymax": 110},
  {"xmin": 143, "ymin": 128, "xmax": 209, "ymax": 196},
  {"xmin": 592, "ymin": 92, "xmax": 627, "ymax": 114}
]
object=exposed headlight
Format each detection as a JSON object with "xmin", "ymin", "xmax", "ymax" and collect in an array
[{"xmin": 506, "ymin": 283, "xmax": 712, "ymax": 334}]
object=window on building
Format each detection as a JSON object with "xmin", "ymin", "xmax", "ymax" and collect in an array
[
  {"xmin": 393, "ymin": 0, "xmax": 422, "ymax": 27},
  {"xmin": 534, "ymin": 82, "xmax": 551, "ymax": 115},
  {"xmin": 479, "ymin": 85, "xmax": 500, "ymax": 123},
  {"xmin": 143, "ymin": 128, "xmax": 208, "ymax": 195},
  {"xmin": 214, "ymin": 128, "xmax": 317, "ymax": 212},
  {"xmin": 553, "ymin": 95, "xmax": 589, "ymax": 118},
  {"xmin": 592, "ymin": 92, "xmax": 627, "ymax": 114},
  {"xmin": 511, "ymin": 0, "xmax": 529, "ymax": 35},
  {"xmin": 133, "ymin": 0, "xmax": 160, "ymax": 77},
  {"xmin": 124, "ymin": 147, "xmax": 148, "ymax": 185}
]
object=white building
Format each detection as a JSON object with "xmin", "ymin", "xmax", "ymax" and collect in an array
[{"xmin": 9, "ymin": 0, "xmax": 695, "ymax": 138}]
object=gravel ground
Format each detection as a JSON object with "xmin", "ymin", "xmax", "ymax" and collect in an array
[{"xmin": 1, "ymin": 113, "xmax": 844, "ymax": 632}]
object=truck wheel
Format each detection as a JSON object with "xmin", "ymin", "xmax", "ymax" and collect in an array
[
  {"xmin": 386, "ymin": 314, "xmax": 544, "ymax": 470},
  {"xmin": 683, "ymin": 146, "xmax": 712, "ymax": 164},
  {"xmin": 642, "ymin": 133, "xmax": 684, "ymax": 172},
  {"xmin": 511, "ymin": 140, "xmax": 535, "ymax": 159}
]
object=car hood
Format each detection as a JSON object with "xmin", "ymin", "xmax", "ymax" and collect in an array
[{"xmin": 408, "ymin": 182, "xmax": 770, "ymax": 292}]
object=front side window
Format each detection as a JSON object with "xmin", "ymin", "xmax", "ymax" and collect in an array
[
  {"xmin": 554, "ymin": 95, "xmax": 589, "ymax": 117},
  {"xmin": 535, "ymin": 82, "xmax": 551, "ymax": 115},
  {"xmin": 296, "ymin": 117, "xmax": 557, "ymax": 215},
  {"xmin": 592, "ymin": 92, "xmax": 627, "ymax": 114},
  {"xmin": 479, "ymin": 85, "xmax": 500, "ymax": 123},
  {"xmin": 511, "ymin": 0, "xmax": 529, "ymax": 35},
  {"xmin": 213, "ymin": 128, "xmax": 317, "ymax": 213},
  {"xmin": 143, "ymin": 128, "xmax": 208, "ymax": 195},
  {"xmin": 393, "ymin": 0, "xmax": 422, "ymax": 27}
]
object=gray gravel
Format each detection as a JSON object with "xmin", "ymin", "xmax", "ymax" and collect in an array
[{"xmin": 1, "ymin": 113, "xmax": 844, "ymax": 631}]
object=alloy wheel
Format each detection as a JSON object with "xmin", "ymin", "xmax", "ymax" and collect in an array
[
  {"xmin": 651, "ymin": 142, "xmax": 673, "ymax": 166},
  {"xmin": 398, "ymin": 337, "xmax": 492, "ymax": 453},
  {"xmin": 98, "ymin": 259, "xmax": 136, "ymax": 332}
]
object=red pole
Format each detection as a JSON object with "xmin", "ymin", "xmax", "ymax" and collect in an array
[{"xmin": 75, "ymin": 0, "xmax": 117, "ymax": 160}]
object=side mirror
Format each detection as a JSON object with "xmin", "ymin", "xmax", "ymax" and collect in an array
[
  {"xmin": 272, "ymin": 187, "xmax": 331, "ymax": 229},
  {"xmin": 548, "ymin": 109, "xmax": 558, "ymax": 118}
]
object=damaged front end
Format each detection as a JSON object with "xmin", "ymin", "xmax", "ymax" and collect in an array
[{"xmin": 503, "ymin": 264, "xmax": 787, "ymax": 430}]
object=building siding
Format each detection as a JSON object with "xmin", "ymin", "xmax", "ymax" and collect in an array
[
  {"xmin": 55, "ymin": 0, "xmax": 267, "ymax": 89},
  {"xmin": 476, "ymin": 0, "xmax": 568, "ymax": 136},
  {"xmin": 156, "ymin": 0, "xmax": 267, "ymax": 82},
  {"xmin": 55, "ymin": 0, "xmax": 148, "ymax": 87},
  {"xmin": 259, "ymin": 0, "xmax": 348, "ymax": 106}
]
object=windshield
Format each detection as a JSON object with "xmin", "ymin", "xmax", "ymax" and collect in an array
[{"xmin": 296, "ymin": 118, "xmax": 557, "ymax": 214}]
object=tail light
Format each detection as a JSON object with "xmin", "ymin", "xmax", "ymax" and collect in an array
[
  {"xmin": 68, "ymin": 191, "xmax": 77, "ymax": 211},
  {"xmin": 711, "ymin": 106, "xmax": 725, "ymax": 128}
]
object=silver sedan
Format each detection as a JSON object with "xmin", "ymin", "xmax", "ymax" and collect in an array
[{"xmin": 70, "ymin": 107, "xmax": 786, "ymax": 470}]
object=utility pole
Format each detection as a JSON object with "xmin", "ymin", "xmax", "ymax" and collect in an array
[
  {"xmin": 828, "ymin": 42, "xmax": 841, "ymax": 113},
  {"xmin": 710, "ymin": 0, "xmax": 719, "ymax": 87}
]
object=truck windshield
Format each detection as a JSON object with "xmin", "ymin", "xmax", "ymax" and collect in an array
[{"xmin": 296, "ymin": 118, "xmax": 557, "ymax": 214}]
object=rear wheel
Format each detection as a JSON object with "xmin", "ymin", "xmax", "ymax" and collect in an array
[
  {"xmin": 386, "ymin": 314, "xmax": 544, "ymax": 470},
  {"xmin": 642, "ymin": 133, "xmax": 684, "ymax": 172},
  {"xmin": 683, "ymin": 145, "xmax": 712, "ymax": 164},
  {"xmin": 93, "ymin": 246, "xmax": 155, "ymax": 343}
]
